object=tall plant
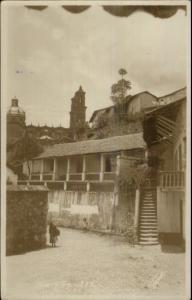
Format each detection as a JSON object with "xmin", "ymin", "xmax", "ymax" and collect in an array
[{"xmin": 111, "ymin": 68, "xmax": 132, "ymax": 105}]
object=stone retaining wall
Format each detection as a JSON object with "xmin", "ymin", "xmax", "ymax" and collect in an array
[{"xmin": 6, "ymin": 185, "xmax": 48, "ymax": 255}]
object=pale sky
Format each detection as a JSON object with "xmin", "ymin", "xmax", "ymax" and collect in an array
[{"xmin": 4, "ymin": 5, "xmax": 187, "ymax": 127}]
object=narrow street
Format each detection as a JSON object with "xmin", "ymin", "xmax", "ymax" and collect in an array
[{"xmin": 6, "ymin": 227, "xmax": 185, "ymax": 298}]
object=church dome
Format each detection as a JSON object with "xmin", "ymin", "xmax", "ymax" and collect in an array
[{"xmin": 7, "ymin": 98, "xmax": 25, "ymax": 117}]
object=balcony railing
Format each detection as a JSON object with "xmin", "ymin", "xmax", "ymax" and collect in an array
[
  {"xmin": 30, "ymin": 174, "xmax": 41, "ymax": 180},
  {"xmin": 103, "ymin": 172, "xmax": 116, "ymax": 181},
  {"xmin": 85, "ymin": 173, "xmax": 100, "ymax": 181},
  {"xmin": 69, "ymin": 173, "xmax": 82, "ymax": 181},
  {"xmin": 159, "ymin": 171, "xmax": 185, "ymax": 188},
  {"xmin": 29, "ymin": 171, "xmax": 116, "ymax": 182},
  {"xmin": 42, "ymin": 173, "xmax": 54, "ymax": 181}
]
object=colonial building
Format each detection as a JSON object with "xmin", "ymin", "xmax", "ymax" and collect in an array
[
  {"xmin": 7, "ymin": 86, "xmax": 89, "ymax": 147},
  {"xmin": 11, "ymin": 86, "xmax": 187, "ymax": 247},
  {"xmin": 143, "ymin": 87, "xmax": 186, "ymax": 246},
  {"xmin": 88, "ymin": 91, "xmax": 159, "ymax": 139},
  {"xmin": 20, "ymin": 133, "xmax": 148, "ymax": 243},
  {"xmin": 7, "ymin": 98, "xmax": 26, "ymax": 146},
  {"xmin": 69, "ymin": 86, "xmax": 88, "ymax": 139}
]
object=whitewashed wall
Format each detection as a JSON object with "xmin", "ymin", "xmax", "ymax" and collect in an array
[
  {"xmin": 48, "ymin": 190, "xmax": 115, "ymax": 230},
  {"xmin": 157, "ymin": 188, "xmax": 185, "ymax": 236}
]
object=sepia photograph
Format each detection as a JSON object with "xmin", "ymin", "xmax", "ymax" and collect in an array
[{"xmin": 1, "ymin": 1, "xmax": 191, "ymax": 299}]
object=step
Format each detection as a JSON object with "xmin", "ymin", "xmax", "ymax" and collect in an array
[
  {"xmin": 140, "ymin": 220, "xmax": 158, "ymax": 224},
  {"xmin": 141, "ymin": 217, "xmax": 157, "ymax": 220},
  {"xmin": 141, "ymin": 215, "xmax": 157, "ymax": 219},
  {"xmin": 142, "ymin": 200, "xmax": 155, "ymax": 202},
  {"xmin": 143, "ymin": 200, "xmax": 155, "ymax": 203},
  {"xmin": 140, "ymin": 220, "xmax": 158, "ymax": 223},
  {"xmin": 140, "ymin": 237, "xmax": 159, "ymax": 242},
  {"xmin": 142, "ymin": 205, "xmax": 156, "ymax": 207},
  {"xmin": 140, "ymin": 217, "xmax": 157, "ymax": 220},
  {"xmin": 142, "ymin": 205, "xmax": 156, "ymax": 208},
  {"xmin": 140, "ymin": 214, "xmax": 157, "ymax": 217},
  {"xmin": 140, "ymin": 233, "xmax": 158, "ymax": 237},
  {"xmin": 141, "ymin": 210, "xmax": 157, "ymax": 213},
  {"xmin": 140, "ymin": 227, "xmax": 158, "ymax": 230},
  {"xmin": 141, "ymin": 207, "xmax": 157, "ymax": 212},
  {"xmin": 139, "ymin": 240, "xmax": 159, "ymax": 245},
  {"xmin": 140, "ymin": 229, "xmax": 158, "ymax": 232},
  {"xmin": 139, "ymin": 242, "xmax": 159, "ymax": 246},
  {"xmin": 141, "ymin": 207, "xmax": 156, "ymax": 210},
  {"xmin": 140, "ymin": 230, "xmax": 158, "ymax": 234},
  {"xmin": 140, "ymin": 224, "xmax": 158, "ymax": 228},
  {"xmin": 142, "ymin": 203, "xmax": 156, "ymax": 206},
  {"xmin": 140, "ymin": 235, "xmax": 158, "ymax": 238},
  {"xmin": 140, "ymin": 222, "xmax": 158, "ymax": 225},
  {"xmin": 141, "ymin": 211, "xmax": 157, "ymax": 214}
]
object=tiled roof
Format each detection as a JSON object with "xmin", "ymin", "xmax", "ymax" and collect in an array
[
  {"xmin": 35, "ymin": 133, "xmax": 145, "ymax": 159},
  {"xmin": 7, "ymin": 185, "xmax": 48, "ymax": 192},
  {"xmin": 158, "ymin": 87, "xmax": 186, "ymax": 104},
  {"xmin": 146, "ymin": 97, "xmax": 185, "ymax": 116}
]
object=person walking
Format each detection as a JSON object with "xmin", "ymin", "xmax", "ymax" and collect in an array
[
  {"xmin": 49, "ymin": 222, "xmax": 60, "ymax": 247},
  {"xmin": 82, "ymin": 218, "xmax": 88, "ymax": 231}
]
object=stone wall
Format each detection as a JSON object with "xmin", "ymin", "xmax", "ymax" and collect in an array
[
  {"xmin": 47, "ymin": 187, "xmax": 137, "ymax": 242},
  {"xmin": 6, "ymin": 185, "xmax": 48, "ymax": 255},
  {"xmin": 48, "ymin": 190, "xmax": 115, "ymax": 231},
  {"xmin": 114, "ymin": 187, "xmax": 136, "ymax": 242}
]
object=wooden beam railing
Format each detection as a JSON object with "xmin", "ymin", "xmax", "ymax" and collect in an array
[
  {"xmin": 159, "ymin": 171, "xmax": 185, "ymax": 188},
  {"xmin": 85, "ymin": 173, "xmax": 100, "ymax": 181},
  {"xmin": 103, "ymin": 172, "xmax": 116, "ymax": 181},
  {"xmin": 22, "ymin": 171, "xmax": 118, "ymax": 184},
  {"xmin": 68, "ymin": 173, "xmax": 82, "ymax": 181}
]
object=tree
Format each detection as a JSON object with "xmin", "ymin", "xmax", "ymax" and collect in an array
[
  {"xmin": 111, "ymin": 68, "xmax": 131, "ymax": 105},
  {"xmin": 7, "ymin": 130, "xmax": 43, "ymax": 176}
]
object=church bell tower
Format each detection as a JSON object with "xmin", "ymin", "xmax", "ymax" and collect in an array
[{"xmin": 70, "ymin": 86, "xmax": 86, "ymax": 130}]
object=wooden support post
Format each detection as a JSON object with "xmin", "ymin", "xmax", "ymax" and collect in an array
[
  {"xmin": 82, "ymin": 155, "xmax": 86, "ymax": 181},
  {"xmin": 87, "ymin": 182, "xmax": 90, "ymax": 192},
  {"xmin": 40, "ymin": 160, "xmax": 44, "ymax": 181},
  {"xmin": 53, "ymin": 158, "xmax": 58, "ymax": 181},
  {"xmin": 116, "ymin": 155, "xmax": 121, "ymax": 176},
  {"xmin": 64, "ymin": 181, "xmax": 67, "ymax": 191},
  {"xmin": 156, "ymin": 187, "xmax": 161, "ymax": 229},
  {"xmin": 134, "ymin": 189, "xmax": 140, "ymax": 228},
  {"xmin": 100, "ymin": 153, "xmax": 104, "ymax": 182},
  {"xmin": 66, "ymin": 157, "xmax": 70, "ymax": 181}
]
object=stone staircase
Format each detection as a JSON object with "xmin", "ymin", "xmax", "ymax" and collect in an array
[{"xmin": 139, "ymin": 188, "xmax": 159, "ymax": 245}]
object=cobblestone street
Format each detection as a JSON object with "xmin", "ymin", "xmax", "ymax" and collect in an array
[{"xmin": 6, "ymin": 228, "xmax": 185, "ymax": 299}]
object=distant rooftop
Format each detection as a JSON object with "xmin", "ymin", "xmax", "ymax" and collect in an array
[{"xmin": 89, "ymin": 91, "xmax": 158, "ymax": 122}]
